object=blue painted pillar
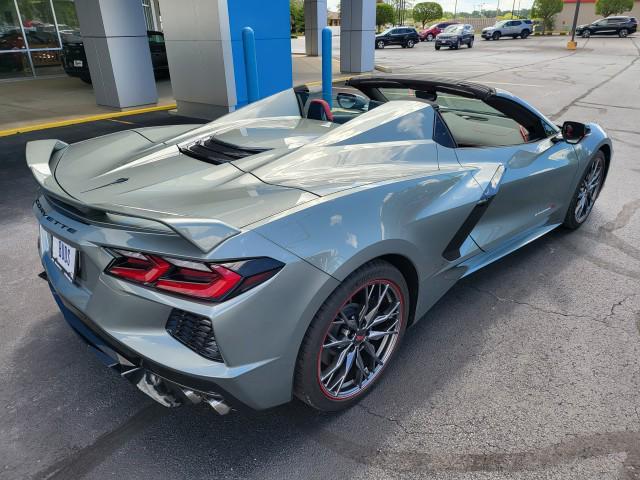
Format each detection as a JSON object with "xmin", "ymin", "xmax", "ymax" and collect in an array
[
  {"xmin": 322, "ymin": 27, "xmax": 332, "ymax": 108},
  {"xmin": 242, "ymin": 27, "xmax": 260, "ymax": 103},
  {"xmin": 227, "ymin": 0, "xmax": 293, "ymax": 108}
]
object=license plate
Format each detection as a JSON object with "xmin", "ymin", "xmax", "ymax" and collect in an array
[
  {"xmin": 73, "ymin": 60, "xmax": 83, "ymax": 67},
  {"xmin": 52, "ymin": 236, "xmax": 77, "ymax": 281}
]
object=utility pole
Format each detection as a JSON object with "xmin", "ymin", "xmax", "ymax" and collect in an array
[
  {"xmin": 453, "ymin": 0, "xmax": 458, "ymax": 20},
  {"xmin": 510, "ymin": 0, "xmax": 516, "ymax": 18}
]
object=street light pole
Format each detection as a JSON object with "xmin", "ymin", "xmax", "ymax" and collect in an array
[
  {"xmin": 568, "ymin": 0, "xmax": 582, "ymax": 48},
  {"xmin": 453, "ymin": 0, "xmax": 458, "ymax": 20}
]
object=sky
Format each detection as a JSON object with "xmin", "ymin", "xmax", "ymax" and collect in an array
[{"xmin": 326, "ymin": 0, "xmax": 534, "ymax": 15}]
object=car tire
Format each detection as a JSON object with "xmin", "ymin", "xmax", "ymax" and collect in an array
[
  {"xmin": 492, "ymin": 31, "xmax": 501, "ymax": 40},
  {"xmin": 468, "ymin": 38, "xmax": 474, "ymax": 48},
  {"xmin": 582, "ymin": 30, "xmax": 591, "ymax": 38},
  {"xmin": 294, "ymin": 260, "xmax": 409, "ymax": 412},
  {"xmin": 619, "ymin": 28, "xmax": 629, "ymax": 37},
  {"xmin": 427, "ymin": 33, "xmax": 434, "ymax": 41},
  {"xmin": 80, "ymin": 75, "xmax": 92, "ymax": 84},
  {"xmin": 407, "ymin": 39, "xmax": 415, "ymax": 48},
  {"xmin": 521, "ymin": 29, "xmax": 530, "ymax": 38},
  {"xmin": 435, "ymin": 44, "xmax": 441, "ymax": 50},
  {"xmin": 376, "ymin": 40, "xmax": 385, "ymax": 49},
  {"xmin": 562, "ymin": 151, "xmax": 606, "ymax": 230}
]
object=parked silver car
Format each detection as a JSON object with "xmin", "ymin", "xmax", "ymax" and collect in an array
[
  {"xmin": 28, "ymin": 76, "xmax": 611, "ymax": 414},
  {"xmin": 482, "ymin": 19, "xmax": 533, "ymax": 40}
]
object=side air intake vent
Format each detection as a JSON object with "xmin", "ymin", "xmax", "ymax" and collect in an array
[{"xmin": 166, "ymin": 309, "xmax": 224, "ymax": 362}]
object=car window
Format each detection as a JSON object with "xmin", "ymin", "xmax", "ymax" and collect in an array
[
  {"xmin": 435, "ymin": 93, "xmax": 542, "ymax": 147},
  {"xmin": 148, "ymin": 33, "xmax": 164, "ymax": 44},
  {"xmin": 444, "ymin": 25, "xmax": 463, "ymax": 33},
  {"xmin": 296, "ymin": 86, "xmax": 372, "ymax": 121}
]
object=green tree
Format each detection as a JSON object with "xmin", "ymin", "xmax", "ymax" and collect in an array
[
  {"xmin": 531, "ymin": 0, "xmax": 563, "ymax": 32},
  {"xmin": 412, "ymin": 2, "xmax": 443, "ymax": 28},
  {"xmin": 376, "ymin": 3, "xmax": 395, "ymax": 30},
  {"xmin": 595, "ymin": 0, "xmax": 634, "ymax": 17},
  {"xmin": 290, "ymin": 0, "xmax": 305, "ymax": 34}
]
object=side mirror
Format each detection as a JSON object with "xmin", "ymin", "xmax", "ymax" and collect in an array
[
  {"xmin": 336, "ymin": 92, "xmax": 367, "ymax": 111},
  {"xmin": 561, "ymin": 121, "xmax": 588, "ymax": 144}
]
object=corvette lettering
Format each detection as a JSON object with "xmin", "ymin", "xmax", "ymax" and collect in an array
[{"xmin": 35, "ymin": 199, "xmax": 77, "ymax": 234}]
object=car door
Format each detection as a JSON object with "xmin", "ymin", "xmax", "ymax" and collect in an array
[
  {"xmin": 607, "ymin": 18, "xmax": 622, "ymax": 34},
  {"xmin": 386, "ymin": 29, "xmax": 398, "ymax": 45},
  {"xmin": 438, "ymin": 95, "xmax": 580, "ymax": 251},
  {"xmin": 464, "ymin": 25, "xmax": 473, "ymax": 43},
  {"xmin": 591, "ymin": 19, "xmax": 608, "ymax": 34}
]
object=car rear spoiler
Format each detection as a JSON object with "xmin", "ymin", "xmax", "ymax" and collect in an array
[{"xmin": 26, "ymin": 140, "xmax": 240, "ymax": 253}]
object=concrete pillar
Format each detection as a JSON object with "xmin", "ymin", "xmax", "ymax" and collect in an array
[
  {"xmin": 158, "ymin": 0, "xmax": 236, "ymax": 119},
  {"xmin": 75, "ymin": 0, "xmax": 158, "ymax": 108},
  {"xmin": 159, "ymin": 0, "xmax": 292, "ymax": 120},
  {"xmin": 304, "ymin": 0, "xmax": 327, "ymax": 56},
  {"xmin": 340, "ymin": 0, "xmax": 375, "ymax": 73}
]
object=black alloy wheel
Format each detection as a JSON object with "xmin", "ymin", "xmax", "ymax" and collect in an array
[
  {"xmin": 294, "ymin": 260, "xmax": 409, "ymax": 411},
  {"xmin": 563, "ymin": 151, "xmax": 606, "ymax": 229}
]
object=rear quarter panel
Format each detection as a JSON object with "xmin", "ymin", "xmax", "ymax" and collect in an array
[{"xmin": 253, "ymin": 168, "xmax": 492, "ymax": 320}]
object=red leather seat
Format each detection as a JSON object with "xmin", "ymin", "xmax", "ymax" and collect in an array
[{"xmin": 307, "ymin": 98, "xmax": 334, "ymax": 122}]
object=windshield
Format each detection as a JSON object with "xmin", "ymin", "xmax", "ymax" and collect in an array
[
  {"xmin": 495, "ymin": 20, "xmax": 508, "ymax": 27},
  {"xmin": 444, "ymin": 25, "xmax": 463, "ymax": 33},
  {"xmin": 380, "ymin": 28, "xmax": 394, "ymax": 35}
]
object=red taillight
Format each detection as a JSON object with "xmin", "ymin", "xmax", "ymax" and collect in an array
[
  {"xmin": 105, "ymin": 249, "xmax": 281, "ymax": 302},
  {"xmin": 108, "ymin": 253, "xmax": 170, "ymax": 283},
  {"xmin": 155, "ymin": 265, "xmax": 241, "ymax": 300}
]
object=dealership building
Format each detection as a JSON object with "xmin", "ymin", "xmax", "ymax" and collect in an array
[
  {"xmin": 555, "ymin": 0, "xmax": 640, "ymax": 30},
  {"xmin": 0, "ymin": 0, "xmax": 374, "ymax": 120}
]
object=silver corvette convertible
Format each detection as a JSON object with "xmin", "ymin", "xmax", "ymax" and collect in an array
[{"xmin": 28, "ymin": 76, "xmax": 612, "ymax": 413}]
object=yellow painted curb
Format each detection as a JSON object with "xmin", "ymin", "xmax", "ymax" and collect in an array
[{"xmin": 0, "ymin": 103, "xmax": 177, "ymax": 138}]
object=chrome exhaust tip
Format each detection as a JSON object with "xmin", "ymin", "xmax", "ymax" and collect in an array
[{"xmin": 205, "ymin": 395, "xmax": 232, "ymax": 415}]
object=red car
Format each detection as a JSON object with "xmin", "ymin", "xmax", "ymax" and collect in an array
[{"xmin": 419, "ymin": 21, "xmax": 459, "ymax": 41}]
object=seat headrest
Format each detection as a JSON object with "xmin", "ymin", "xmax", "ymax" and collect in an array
[{"xmin": 307, "ymin": 99, "xmax": 334, "ymax": 122}]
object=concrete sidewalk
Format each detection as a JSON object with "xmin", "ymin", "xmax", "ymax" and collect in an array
[{"xmin": 0, "ymin": 55, "xmax": 341, "ymax": 135}]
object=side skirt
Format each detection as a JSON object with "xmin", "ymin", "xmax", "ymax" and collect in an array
[{"xmin": 460, "ymin": 223, "xmax": 561, "ymax": 278}]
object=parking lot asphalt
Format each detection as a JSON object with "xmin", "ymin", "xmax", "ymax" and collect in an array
[{"xmin": 1, "ymin": 36, "xmax": 640, "ymax": 480}]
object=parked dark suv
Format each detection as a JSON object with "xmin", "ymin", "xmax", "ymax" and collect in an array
[
  {"xmin": 375, "ymin": 27, "xmax": 420, "ymax": 49},
  {"xmin": 62, "ymin": 31, "xmax": 169, "ymax": 83},
  {"xmin": 576, "ymin": 16, "xmax": 638, "ymax": 38}
]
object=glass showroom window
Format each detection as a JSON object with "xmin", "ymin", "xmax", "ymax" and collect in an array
[{"xmin": 0, "ymin": 0, "xmax": 79, "ymax": 80}]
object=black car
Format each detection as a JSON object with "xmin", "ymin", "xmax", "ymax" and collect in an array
[
  {"xmin": 375, "ymin": 27, "xmax": 420, "ymax": 49},
  {"xmin": 62, "ymin": 30, "xmax": 169, "ymax": 83},
  {"xmin": 435, "ymin": 24, "xmax": 475, "ymax": 50},
  {"xmin": 576, "ymin": 16, "xmax": 638, "ymax": 38}
]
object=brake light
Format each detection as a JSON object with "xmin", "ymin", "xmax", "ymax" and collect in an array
[
  {"xmin": 105, "ymin": 249, "xmax": 282, "ymax": 301},
  {"xmin": 155, "ymin": 265, "xmax": 241, "ymax": 299}
]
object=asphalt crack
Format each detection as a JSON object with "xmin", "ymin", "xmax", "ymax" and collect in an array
[
  {"xmin": 33, "ymin": 403, "xmax": 167, "ymax": 480},
  {"xmin": 550, "ymin": 38, "xmax": 640, "ymax": 121},
  {"xmin": 464, "ymin": 285, "xmax": 638, "ymax": 333}
]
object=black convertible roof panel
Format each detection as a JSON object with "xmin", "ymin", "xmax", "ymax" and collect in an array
[{"xmin": 346, "ymin": 76, "xmax": 496, "ymax": 100}]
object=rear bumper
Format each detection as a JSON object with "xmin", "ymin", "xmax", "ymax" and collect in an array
[
  {"xmin": 35, "ymin": 195, "xmax": 340, "ymax": 411},
  {"xmin": 49, "ymin": 283, "xmax": 238, "ymax": 413}
]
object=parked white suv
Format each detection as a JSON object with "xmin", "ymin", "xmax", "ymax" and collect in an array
[{"xmin": 482, "ymin": 19, "xmax": 532, "ymax": 40}]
